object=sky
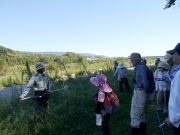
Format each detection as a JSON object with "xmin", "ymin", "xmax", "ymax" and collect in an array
[{"xmin": 0, "ymin": 0, "xmax": 180, "ymax": 57}]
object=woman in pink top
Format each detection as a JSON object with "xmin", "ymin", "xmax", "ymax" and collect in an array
[{"xmin": 90, "ymin": 74, "xmax": 112, "ymax": 135}]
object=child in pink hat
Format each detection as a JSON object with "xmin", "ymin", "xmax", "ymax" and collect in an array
[{"xmin": 90, "ymin": 74, "xmax": 112, "ymax": 135}]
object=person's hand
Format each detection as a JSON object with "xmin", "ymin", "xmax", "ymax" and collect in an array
[
  {"xmin": 164, "ymin": 118, "xmax": 172, "ymax": 128},
  {"xmin": 18, "ymin": 97, "xmax": 22, "ymax": 101}
]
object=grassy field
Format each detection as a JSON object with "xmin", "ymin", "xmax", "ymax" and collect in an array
[{"xmin": 0, "ymin": 67, "xmax": 173, "ymax": 135}]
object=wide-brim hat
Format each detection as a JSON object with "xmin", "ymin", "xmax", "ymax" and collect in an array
[
  {"xmin": 164, "ymin": 53, "xmax": 172, "ymax": 63},
  {"xmin": 90, "ymin": 74, "xmax": 112, "ymax": 92},
  {"xmin": 166, "ymin": 42, "xmax": 180, "ymax": 55},
  {"xmin": 117, "ymin": 63, "xmax": 124, "ymax": 68},
  {"xmin": 130, "ymin": 53, "xmax": 141, "ymax": 60},
  {"xmin": 35, "ymin": 62, "xmax": 47, "ymax": 71},
  {"xmin": 157, "ymin": 62, "xmax": 168, "ymax": 70}
]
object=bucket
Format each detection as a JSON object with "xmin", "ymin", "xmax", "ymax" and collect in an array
[{"xmin": 96, "ymin": 114, "xmax": 102, "ymax": 126}]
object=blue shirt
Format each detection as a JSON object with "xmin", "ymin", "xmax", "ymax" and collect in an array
[{"xmin": 134, "ymin": 63, "xmax": 149, "ymax": 90}]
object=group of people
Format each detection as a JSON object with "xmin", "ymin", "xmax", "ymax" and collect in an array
[
  {"xmin": 90, "ymin": 42, "xmax": 180, "ymax": 135},
  {"xmin": 17, "ymin": 43, "xmax": 180, "ymax": 135}
]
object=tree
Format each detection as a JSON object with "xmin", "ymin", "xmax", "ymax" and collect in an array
[{"xmin": 164, "ymin": 0, "xmax": 176, "ymax": 9}]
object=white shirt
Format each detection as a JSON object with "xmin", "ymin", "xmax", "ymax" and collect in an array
[
  {"xmin": 169, "ymin": 70, "xmax": 180, "ymax": 128},
  {"xmin": 155, "ymin": 70, "xmax": 168, "ymax": 91}
]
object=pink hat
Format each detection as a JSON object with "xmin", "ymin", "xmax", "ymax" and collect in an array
[{"xmin": 90, "ymin": 74, "xmax": 112, "ymax": 92}]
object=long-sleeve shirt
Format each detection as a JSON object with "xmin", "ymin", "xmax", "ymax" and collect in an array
[
  {"xmin": 169, "ymin": 69, "xmax": 180, "ymax": 128},
  {"xmin": 95, "ymin": 90, "xmax": 105, "ymax": 114},
  {"xmin": 166, "ymin": 64, "xmax": 178, "ymax": 90},
  {"xmin": 20, "ymin": 72, "xmax": 50, "ymax": 98},
  {"xmin": 155, "ymin": 70, "xmax": 168, "ymax": 91},
  {"xmin": 134, "ymin": 63, "xmax": 149, "ymax": 90},
  {"xmin": 114, "ymin": 67, "xmax": 128, "ymax": 81}
]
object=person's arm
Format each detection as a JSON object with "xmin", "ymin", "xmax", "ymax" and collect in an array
[
  {"xmin": 114, "ymin": 68, "xmax": 118, "ymax": 77},
  {"xmin": 95, "ymin": 91, "xmax": 105, "ymax": 114},
  {"xmin": 169, "ymin": 72, "xmax": 180, "ymax": 124},
  {"xmin": 18, "ymin": 75, "xmax": 35, "ymax": 100},
  {"xmin": 95, "ymin": 102, "xmax": 104, "ymax": 114},
  {"xmin": 139, "ymin": 65, "xmax": 149, "ymax": 90}
]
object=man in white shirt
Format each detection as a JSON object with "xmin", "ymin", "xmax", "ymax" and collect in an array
[{"xmin": 164, "ymin": 42, "xmax": 180, "ymax": 135}]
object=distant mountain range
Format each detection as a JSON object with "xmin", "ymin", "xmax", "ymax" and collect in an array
[{"xmin": 21, "ymin": 51, "xmax": 109, "ymax": 58}]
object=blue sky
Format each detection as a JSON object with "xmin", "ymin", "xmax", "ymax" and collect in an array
[{"xmin": 0, "ymin": 0, "xmax": 179, "ymax": 57}]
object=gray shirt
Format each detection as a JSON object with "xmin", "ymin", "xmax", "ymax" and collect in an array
[
  {"xmin": 20, "ymin": 72, "xmax": 50, "ymax": 98},
  {"xmin": 114, "ymin": 67, "xmax": 128, "ymax": 81}
]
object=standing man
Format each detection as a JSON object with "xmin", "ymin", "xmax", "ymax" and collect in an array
[
  {"xmin": 164, "ymin": 43, "xmax": 180, "ymax": 135},
  {"xmin": 114, "ymin": 62, "xmax": 130, "ymax": 92},
  {"xmin": 164, "ymin": 53, "xmax": 178, "ymax": 112},
  {"xmin": 130, "ymin": 53, "xmax": 149, "ymax": 135},
  {"xmin": 18, "ymin": 62, "xmax": 51, "ymax": 121}
]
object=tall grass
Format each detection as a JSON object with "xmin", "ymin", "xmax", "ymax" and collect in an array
[{"xmin": 0, "ymin": 68, "xmax": 173, "ymax": 135}]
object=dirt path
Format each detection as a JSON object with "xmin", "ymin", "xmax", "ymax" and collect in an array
[{"xmin": 0, "ymin": 84, "xmax": 27, "ymax": 101}]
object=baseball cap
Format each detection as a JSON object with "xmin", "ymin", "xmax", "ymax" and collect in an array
[{"xmin": 166, "ymin": 42, "xmax": 180, "ymax": 55}]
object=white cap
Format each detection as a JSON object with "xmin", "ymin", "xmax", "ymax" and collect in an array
[{"xmin": 164, "ymin": 53, "xmax": 172, "ymax": 63}]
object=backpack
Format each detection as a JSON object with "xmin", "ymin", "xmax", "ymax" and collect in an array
[
  {"xmin": 104, "ymin": 91, "xmax": 120, "ymax": 114},
  {"xmin": 94, "ymin": 91, "xmax": 120, "ymax": 114},
  {"xmin": 145, "ymin": 66, "xmax": 155, "ymax": 93}
]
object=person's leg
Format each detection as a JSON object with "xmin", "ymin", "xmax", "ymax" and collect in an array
[
  {"xmin": 163, "ymin": 91, "xmax": 168, "ymax": 114},
  {"xmin": 43, "ymin": 100, "xmax": 49, "ymax": 119},
  {"xmin": 140, "ymin": 122, "xmax": 146, "ymax": 135},
  {"xmin": 101, "ymin": 113, "xmax": 111, "ymax": 135},
  {"xmin": 123, "ymin": 78, "xmax": 130, "ymax": 92},
  {"xmin": 130, "ymin": 89, "xmax": 147, "ymax": 135},
  {"xmin": 172, "ymin": 125, "xmax": 180, "ymax": 135},
  {"xmin": 119, "ymin": 81, "xmax": 123, "ymax": 92},
  {"xmin": 165, "ymin": 90, "xmax": 170, "ymax": 109},
  {"xmin": 156, "ymin": 91, "xmax": 163, "ymax": 111},
  {"xmin": 34, "ymin": 100, "xmax": 44, "ymax": 122}
]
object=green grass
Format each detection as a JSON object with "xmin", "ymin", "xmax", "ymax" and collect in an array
[{"xmin": 0, "ymin": 69, "xmax": 173, "ymax": 135}]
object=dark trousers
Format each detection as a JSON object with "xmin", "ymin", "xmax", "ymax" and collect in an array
[
  {"xmin": 101, "ymin": 113, "xmax": 110, "ymax": 135},
  {"xmin": 166, "ymin": 90, "xmax": 170, "ymax": 109},
  {"xmin": 119, "ymin": 78, "xmax": 130, "ymax": 92},
  {"xmin": 172, "ymin": 125, "xmax": 180, "ymax": 135},
  {"xmin": 34, "ymin": 91, "xmax": 49, "ymax": 121}
]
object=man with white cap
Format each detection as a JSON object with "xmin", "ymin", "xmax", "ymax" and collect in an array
[
  {"xmin": 18, "ymin": 62, "xmax": 50, "ymax": 121},
  {"xmin": 114, "ymin": 62, "xmax": 130, "ymax": 92},
  {"xmin": 129, "ymin": 52, "xmax": 149, "ymax": 135},
  {"xmin": 164, "ymin": 53, "xmax": 178, "ymax": 112},
  {"xmin": 164, "ymin": 43, "xmax": 180, "ymax": 135}
]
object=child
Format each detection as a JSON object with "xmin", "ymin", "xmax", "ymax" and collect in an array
[
  {"xmin": 155, "ymin": 62, "xmax": 169, "ymax": 113},
  {"xmin": 90, "ymin": 74, "xmax": 112, "ymax": 135}
]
